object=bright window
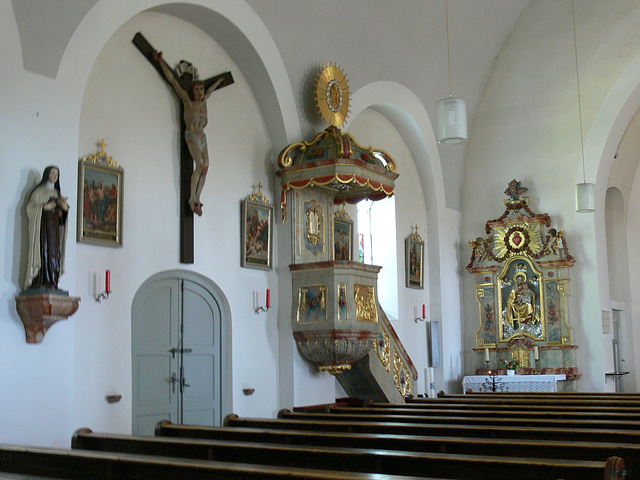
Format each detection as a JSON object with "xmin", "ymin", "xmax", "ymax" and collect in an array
[{"xmin": 357, "ymin": 197, "xmax": 398, "ymax": 319}]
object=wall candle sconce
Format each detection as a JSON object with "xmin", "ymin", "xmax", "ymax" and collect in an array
[
  {"xmin": 255, "ymin": 289, "xmax": 270, "ymax": 314},
  {"xmin": 414, "ymin": 304, "xmax": 427, "ymax": 323},
  {"xmin": 95, "ymin": 269, "xmax": 111, "ymax": 303}
]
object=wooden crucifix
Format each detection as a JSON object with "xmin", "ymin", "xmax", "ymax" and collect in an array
[{"xmin": 132, "ymin": 32, "xmax": 234, "ymax": 263}]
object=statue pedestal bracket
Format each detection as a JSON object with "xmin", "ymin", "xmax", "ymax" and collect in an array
[{"xmin": 15, "ymin": 291, "xmax": 80, "ymax": 343}]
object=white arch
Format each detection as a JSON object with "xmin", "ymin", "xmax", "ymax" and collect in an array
[
  {"xmin": 349, "ymin": 81, "xmax": 446, "ymax": 243},
  {"xmin": 576, "ymin": 50, "xmax": 640, "ymax": 390},
  {"xmin": 56, "ymin": 0, "xmax": 300, "ymax": 150},
  {"xmin": 349, "ymin": 81, "xmax": 462, "ymax": 385},
  {"xmin": 582, "ymin": 53, "xmax": 640, "ymax": 312}
]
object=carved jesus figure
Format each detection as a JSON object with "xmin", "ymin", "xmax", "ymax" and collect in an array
[{"xmin": 155, "ymin": 52, "xmax": 223, "ymax": 216}]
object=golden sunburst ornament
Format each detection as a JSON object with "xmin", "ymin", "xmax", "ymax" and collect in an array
[
  {"xmin": 493, "ymin": 223, "xmax": 542, "ymax": 259},
  {"xmin": 316, "ymin": 63, "xmax": 350, "ymax": 128}
]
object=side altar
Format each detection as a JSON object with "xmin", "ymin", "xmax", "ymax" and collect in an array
[{"xmin": 466, "ymin": 180, "xmax": 579, "ymax": 390}]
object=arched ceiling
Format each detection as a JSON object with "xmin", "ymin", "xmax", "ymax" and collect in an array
[
  {"xmin": 10, "ymin": 0, "xmax": 533, "ymax": 209},
  {"xmin": 11, "ymin": 0, "xmax": 98, "ymax": 77},
  {"xmin": 11, "ymin": 0, "xmax": 531, "ymax": 126}
]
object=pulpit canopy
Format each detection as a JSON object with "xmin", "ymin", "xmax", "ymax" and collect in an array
[{"xmin": 276, "ymin": 126, "xmax": 398, "ymax": 221}]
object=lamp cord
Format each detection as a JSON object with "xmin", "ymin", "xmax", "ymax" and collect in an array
[
  {"xmin": 445, "ymin": 0, "xmax": 453, "ymax": 98},
  {"xmin": 572, "ymin": 0, "xmax": 586, "ymax": 183}
]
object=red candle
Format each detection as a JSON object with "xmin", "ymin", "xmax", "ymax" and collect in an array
[
  {"xmin": 422, "ymin": 304, "xmax": 426, "ymax": 318},
  {"xmin": 106, "ymin": 269, "xmax": 111, "ymax": 293},
  {"xmin": 266, "ymin": 289, "xmax": 271, "ymax": 308}
]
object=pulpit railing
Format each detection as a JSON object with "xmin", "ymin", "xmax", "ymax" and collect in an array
[{"xmin": 373, "ymin": 306, "xmax": 418, "ymax": 398}]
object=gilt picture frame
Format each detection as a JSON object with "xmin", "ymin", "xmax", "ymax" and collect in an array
[
  {"xmin": 241, "ymin": 186, "xmax": 273, "ymax": 270},
  {"xmin": 405, "ymin": 229, "xmax": 424, "ymax": 289},
  {"xmin": 333, "ymin": 209, "xmax": 353, "ymax": 261},
  {"xmin": 77, "ymin": 141, "xmax": 123, "ymax": 247}
]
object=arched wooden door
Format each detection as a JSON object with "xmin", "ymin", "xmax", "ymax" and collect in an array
[{"xmin": 132, "ymin": 272, "xmax": 224, "ymax": 435}]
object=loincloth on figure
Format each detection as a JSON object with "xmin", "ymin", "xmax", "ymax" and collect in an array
[{"xmin": 185, "ymin": 130, "xmax": 207, "ymax": 152}]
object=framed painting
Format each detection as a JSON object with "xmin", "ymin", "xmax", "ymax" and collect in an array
[
  {"xmin": 77, "ymin": 140, "xmax": 123, "ymax": 247},
  {"xmin": 405, "ymin": 228, "xmax": 424, "ymax": 289},
  {"xmin": 333, "ymin": 208, "xmax": 353, "ymax": 261},
  {"xmin": 241, "ymin": 185, "xmax": 273, "ymax": 270}
]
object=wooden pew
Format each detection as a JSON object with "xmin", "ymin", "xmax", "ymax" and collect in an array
[
  {"xmin": 461, "ymin": 392, "xmax": 640, "ymax": 398},
  {"xmin": 326, "ymin": 405, "xmax": 640, "ymax": 422},
  {"xmin": 368, "ymin": 401, "xmax": 640, "ymax": 416},
  {"xmin": 369, "ymin": 401, "xmax": 640, "ymax": 414},
  {"xmin": 0, "ymin": 475, "xmax": 60, "ymax": 480},
  {"xmin": 223, "ymin": 413, "xmax": 640, "ymax": 444},
  {"xmin": 0, "ymin": 443, "xmax": 418, "ymax": 480},
  {"xmin": 71, "ymin": 429, "xmax": 627, "ymax": 480},
  {"xmin": 279, "ymin": 408, "xmax": 640, "ymax": 431},
  {"xmin": 421, "ymin": 394, "xmax": 640, "ymax": 407},
  {"xmin": 155, "ymin": 420, "xmax": 640, "ymax": 478}
]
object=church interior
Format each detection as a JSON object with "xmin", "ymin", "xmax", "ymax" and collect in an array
[{"xmin": 3, "ymin": 1, "xmax": 640, "ymax": 469}]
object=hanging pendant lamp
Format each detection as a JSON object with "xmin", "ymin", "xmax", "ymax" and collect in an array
[
  {"xmin": 437, "ymin": 0, "xmax": 467, "ymax": 144},
  {"xmin": 571, "ymin": 0, "xmax": 595, "ymax": 212}
]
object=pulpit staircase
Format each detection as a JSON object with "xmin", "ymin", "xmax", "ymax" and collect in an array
[{"xmin": 336, "ymin": 305, "xmax": 418, "ymax": 403}]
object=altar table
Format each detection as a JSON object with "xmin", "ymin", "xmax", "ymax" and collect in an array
[{"xmin": 462, "ymin": 374, "xmax": 566, "ymax": 393}]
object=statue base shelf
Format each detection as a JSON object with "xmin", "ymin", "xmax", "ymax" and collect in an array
[{"xmin": 15, "ymin": 290, "xmax": 80, "ymax": 343}]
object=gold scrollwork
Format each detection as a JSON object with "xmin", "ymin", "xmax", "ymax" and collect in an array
[
  {"xmin": 248, "ymin": 182, "xmax": 271, "ymax": 206},
  {"xmin": 393, "ymin": 348, "xmax": 412, "ymax": 397},
  {"xmin": 354, "ymin": 284, "xmax": 378, "ymax": 323},
  {"xmin": 81, "ymin": 138, "xmax": 120, "ymax": 169},
  {"xmin": 334, "ymin": 203, "xmax": 351, "ymax": 221},
  {"xmin": 319, "ymin": 364, "xmax": 351, "ymax": 375},
  {"xmin": 305, "ymin": 200, "xmax": 324, "ymax": 247},
  {"xmin": 374, "ymin": 328, "xmax": 391, "ymax": 373}
]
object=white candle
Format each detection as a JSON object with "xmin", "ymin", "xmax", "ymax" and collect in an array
[
  {"xmin": 484, "ymin": 347, "xmax": 490, "ymax": 362},
  {"xmin": 534, "ymin": 346, "xmax": 539, "ymax": 360}
]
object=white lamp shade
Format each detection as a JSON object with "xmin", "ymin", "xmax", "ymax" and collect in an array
[
  {"xmin": 437, "ymin": 97, "xmax": 467, "ymax": 144},
  {"xmin": 575, "ymin": 182, "xmax": 595, "ymax": 212}
]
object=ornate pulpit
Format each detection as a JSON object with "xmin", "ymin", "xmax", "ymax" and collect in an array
[
  {"xmin": 276, "ymin": 125, "xmax": 398, "ymax": 375},
  {"xmin": 467, "ymin": 180, "xmax": 579, "ymax": 389}
]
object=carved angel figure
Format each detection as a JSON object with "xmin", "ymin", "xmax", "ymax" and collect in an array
[
  {"xmin": 544, "ymin": 228, "xmax": 564, "ymax": 256},
  {"xmin": 469, "ymin": 235, "xmax": 493, "ymax": 264}
]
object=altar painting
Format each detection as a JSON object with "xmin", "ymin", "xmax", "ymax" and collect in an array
[{"xmin": 498, "ymin": 257, "xmax": 544, "ymax": 341}]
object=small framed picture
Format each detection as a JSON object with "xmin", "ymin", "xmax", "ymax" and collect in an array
[
  {"xmin": 77, "ymin": 140, "xmax": 123, "ymax": 247},
  {"xmin": 405, "ymin": 227, "xmax": 424, "ymax": 289},
  {"xmin": 333, "ymin": 208, "xmax": 353, "ymax": 261},
  {"xmin": 241, "ymin": 185, "xmax": 273, "ymax": 270}
]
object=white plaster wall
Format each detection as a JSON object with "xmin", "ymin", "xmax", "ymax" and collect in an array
[
  {"xmin": 0, "ymin": 0, "xmax": 78, "ymax": 447},
  {"xmin": 627, "ymin": 163, "xmax": 640, "ymax": 391},
  {"xmin": 74, "ymin": 11, "xmax": 278, "ymax": 432}
]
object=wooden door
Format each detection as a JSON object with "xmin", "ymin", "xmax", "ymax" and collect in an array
[
  {"xmin": 180, "ymin": 280, "xmax": 222, "ymax": 426},
  {"xmin": 132, "ymin": 274, "xmax": 222, "ymax": 435}
]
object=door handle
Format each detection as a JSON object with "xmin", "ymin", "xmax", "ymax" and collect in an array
[
  {"xmin": 170, "ymin": 373, "xmax": 178, "ymax": 394},
  {"xmin": 182, "ymin": 348, "xmax": 192, "ymax": 354},
  {"xmin": 181, "ymin": 377, "xmax": 191, "ymax": 389}
]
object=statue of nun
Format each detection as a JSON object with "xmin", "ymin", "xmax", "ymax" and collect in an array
[{"xmin": 24, "ymin": 165, "xmax": 69, "ymax": 292}]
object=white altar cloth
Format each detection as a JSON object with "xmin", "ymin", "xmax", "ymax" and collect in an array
[{"xmin": 462, "ymin": 374, "xmax": 566, "ymax": 393}]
